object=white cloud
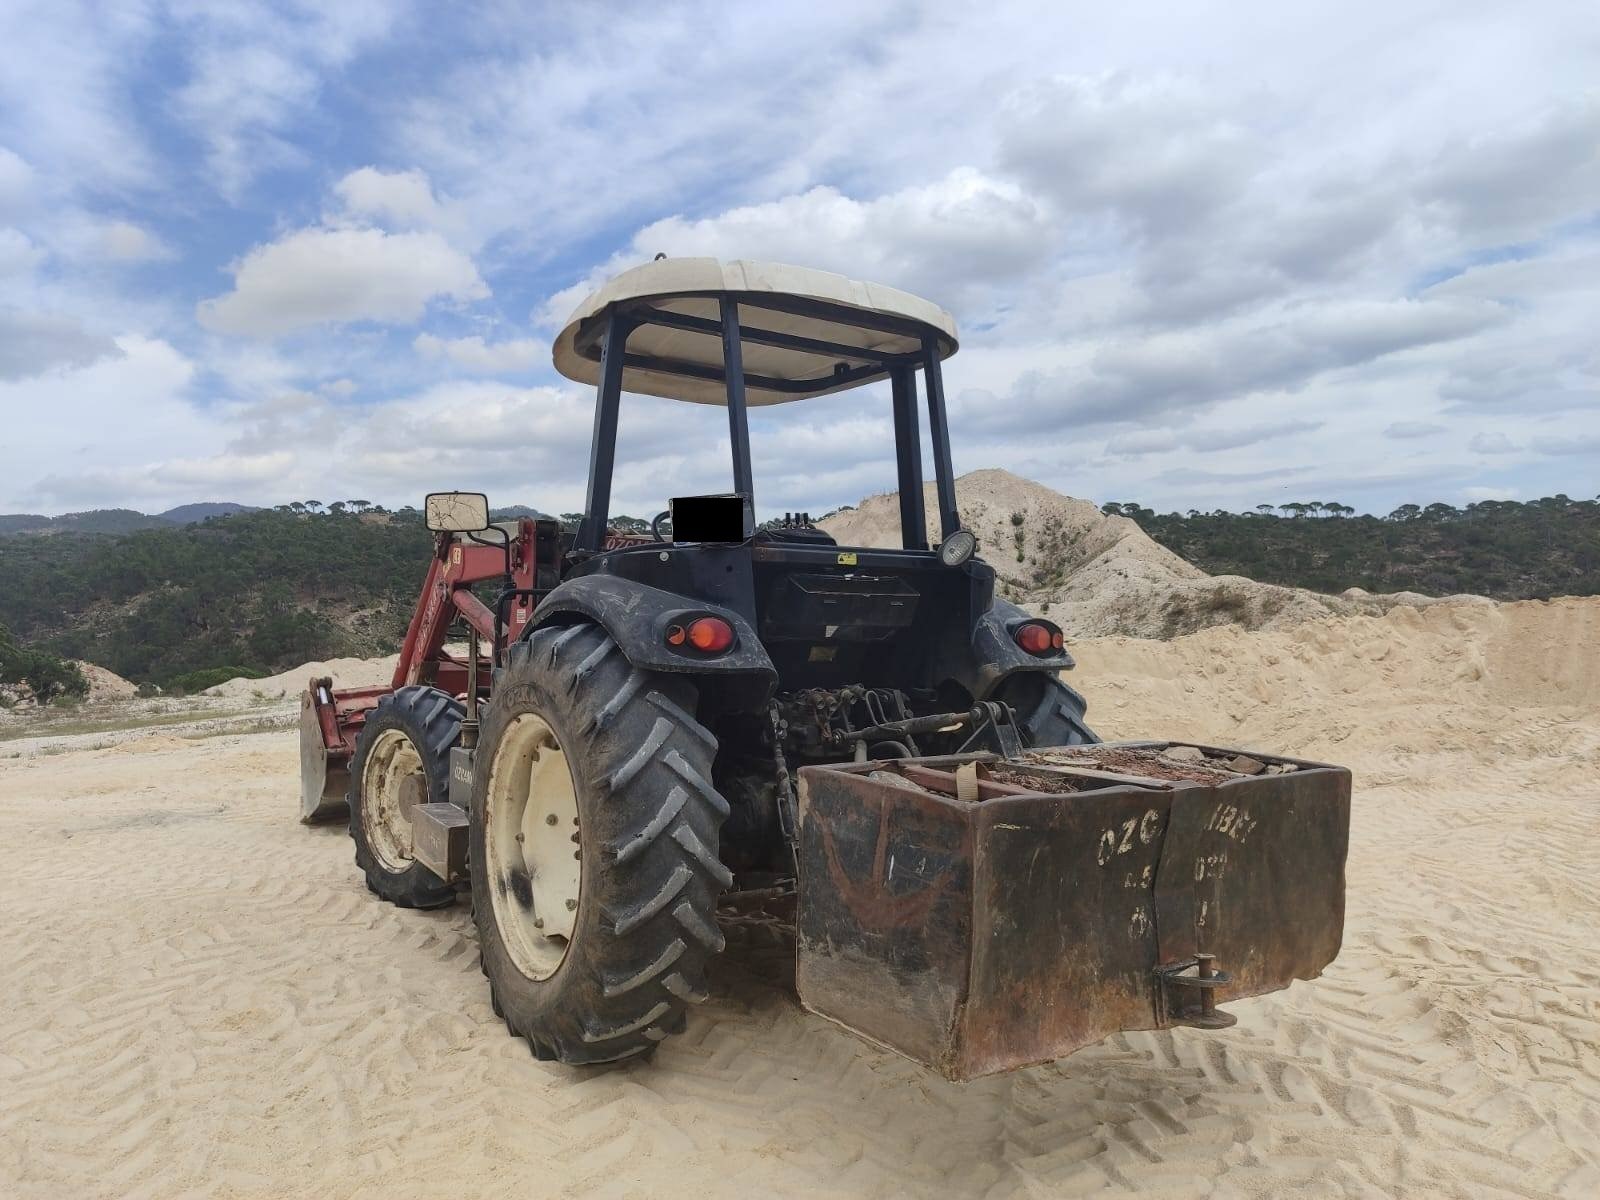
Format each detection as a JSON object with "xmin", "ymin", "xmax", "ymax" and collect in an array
[
  {"xmin": 0, "ymin": 308, "xmax": 121, "ymax": 379},
  {"xmin": 414, "ymin": 331, "xmax": 542, "ymax": 373},
  {"xmin": 0, "ymin": 146, "xmax": 32, "ymax": 218},
  {"xmin": 1385, "ymin": 420, "xmax": 1446, "ymax": 439},
  {"xmin": 539, "ymin": 168, "xmax": 1052, "ymax": 327},
  {"xmin": 0, "ymin": 228, "xmax": 43, "ymax": 278},
  {"xmin": 94, "ymin": 219, "xmax": 173, "ymax": 262},
  {"xmin": 1468, "ymin": 432, "xmax": 1518, "ymax": 455},
  {"xmin": 198, "ymin": 227, "xmax": 487, "ymax": 336},
  {"xmin": 168, "ymin": 3, "xmax": 404, "ymax": 196},
  {"xmin": 335, "ymin": 167, "xmax": 444, "ymax": 229}
]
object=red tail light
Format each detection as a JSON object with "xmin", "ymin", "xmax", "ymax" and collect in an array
[
  {"xmin": 685, "ymin": 616, "xmax": 735, "ymax": 653},
  {"xmin": 1014, "ymin": 623, "xmax": 1054, "ymax": 655}
]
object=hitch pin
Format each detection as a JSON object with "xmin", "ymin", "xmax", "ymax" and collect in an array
[{"xmin": 1196, "ymin": 953, "xmax": 1218, "ymax": 1022}]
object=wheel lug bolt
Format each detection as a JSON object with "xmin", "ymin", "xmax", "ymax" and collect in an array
[
  {"xmin": 569, "ymin": 831, "xmax": 579, "ymax": 843},
  {"xmin": 545, "ymin": 813, "xmax": 557, "ymax": 825},
  {"xmin": 565, "ymin": 899, "xmax": 576, "ymax": 911},
  {"xmin": 533, "ymin": 917, "xmax": 544, "ymax": 929}
]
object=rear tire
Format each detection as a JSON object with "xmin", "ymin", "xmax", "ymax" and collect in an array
[
  {"xmin": 348, "ymin": 685, "xmax": 462, "ymax": 909},
  {"xmin": 472, "ymin": 624, "xmax": 730, "ymax": 1064},
  {"xmin": 997, "ymin": 672, "xmax": 1100, "ymax": 747}
]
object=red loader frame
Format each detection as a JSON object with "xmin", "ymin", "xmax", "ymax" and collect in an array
[{"xmin": 298, "ymin": 517, "xmax": 559, "ymax": 823}]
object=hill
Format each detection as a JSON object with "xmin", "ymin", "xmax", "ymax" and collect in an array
[
  {"xmin": 1111, "ymin": 498, "xmax": 1600, "ymax": 601},
  {"xmin": 157, "ymin": 502, "xmax": 257, "ymax": 524},
  {"xmin": 0, "ymin": 472, "xmax": 1592, "ymax": 687},
  {"xmin": 0, "ymin": 509, "xmax": 434, "ymax": 687},
  {"xmin": 820, "ymin": 470, "xmax": 1489, "ymax": 638},
  {"xmin": 0, "ymin": 502, "xmax": 259, "ymax": 535}
]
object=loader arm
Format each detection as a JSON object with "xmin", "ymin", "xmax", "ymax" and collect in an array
[{"xmin": 299, "ymin": 517, "xmax": 561, "ymax": 823}]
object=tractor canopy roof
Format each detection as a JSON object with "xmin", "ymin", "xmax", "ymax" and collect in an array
[{"xmin": 552, "ymin": 257, "xmax": 958, "ymax": 406}]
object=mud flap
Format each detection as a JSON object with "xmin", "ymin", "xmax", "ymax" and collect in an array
[{"xmin": 794, "ymin": 745, "xmax": 1351, "ymax": 1080}]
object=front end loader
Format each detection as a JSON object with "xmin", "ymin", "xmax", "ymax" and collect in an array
[{"xmin": 299, "ymin": 257, "xmax": 1350, "ymax": 1077}]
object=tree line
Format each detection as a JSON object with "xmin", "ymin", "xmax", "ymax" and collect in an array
[{"xmin": 1100, "ymin": 494, "xmax": 1600, "ymax": 599}]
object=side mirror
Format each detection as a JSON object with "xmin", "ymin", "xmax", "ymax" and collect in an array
[{"xmin": 425, "ymin": 491, "xmax": 490, "ymax": 533}]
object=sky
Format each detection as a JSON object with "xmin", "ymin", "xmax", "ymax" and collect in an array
[{"xmin": 0, "ymin": 0, "xmax": 1596, "ymax": 520}]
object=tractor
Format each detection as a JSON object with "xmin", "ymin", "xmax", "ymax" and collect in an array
[{"xmin": 300, "ymin": 258, "xmax": 1349, "ymax": 1078}]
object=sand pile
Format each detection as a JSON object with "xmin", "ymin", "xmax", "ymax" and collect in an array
[
  {"xmin": 821, "ymin": 468, "xmax": 1490, "ymax": 638},
  {"xmin": 203, "ymin": 653, "xmax": 399, "ymax": 699},
  {"xmin": 72, "ymin": 661, "xmax": 138, "ymax": 703}
]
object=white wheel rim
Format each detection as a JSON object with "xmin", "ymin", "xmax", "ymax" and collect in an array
[
  {"xmin": 485, "ymin": 712, "xmax": 583, "ymax": 981},
  {"xmin": 361, "ymin": 728, "xmax": 427, "ymax": 872}
]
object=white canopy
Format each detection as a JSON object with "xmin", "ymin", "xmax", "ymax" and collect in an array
[{"xmin": 552, "ymin": 258, "xmax": 958, "ymax": 405}]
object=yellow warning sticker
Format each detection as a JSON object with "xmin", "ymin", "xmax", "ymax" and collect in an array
[{"xmin": 837, "ymin": 552, "xmax": 857, "ymax": 566}]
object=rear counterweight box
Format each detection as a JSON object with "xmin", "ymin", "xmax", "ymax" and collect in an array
[{"xmin": 793, "ymin": 741, "xmax": 1350, "ymax": 1080}]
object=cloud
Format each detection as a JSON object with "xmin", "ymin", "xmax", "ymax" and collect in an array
[
  {"xmin": 1422, "ymin": 98, "xmax": 1600, "ymax": 243},
  {"xmin": 981, "ymin": 296, "xmax": 1504, "ymax": 434},
  {"xmin": 0, "ymin": 228, "xmax": 43, "ymax": 278},
  {"xmin": 1468, "ymin": 432, "xmax": 1518, "ymax": 455},
  {"xmin": 1530, "ymin": 433, "xmax": 1600, "ymax": 457},
  {"xmin": 167, "ymin": 3, "xmax": 403, "ymax": 196},
  {"xmin": 198, "ymin": 227, "xmax": 487, "ymax": 336},
  {"xmin": 1106, "ymin": 418, "xmax": 1321, "ymax": 458},
  {"xmin": 998, "ymin": 74, "xmax": 1258, "ymax": 235},
  {"xmin": 1385, "ymin": 420, "xmax": 1446, "ymax": 439},
  {"xmin": 414, "ymin": 332, "xmax": 542, "ymax": 373},
  {"xmin": 94, "ymin": 220, "xmax": 173, "ymax": 262},
  {"xmin": 539, "ymin": 168, "xmax": 1052, "ymax": 326},
  {"xmin": 335, "ymin": 167, "xmax": 444, "ymax": 229},
  {"xmin": 0, "ymin": 308, "xmax": 122, "ymax": 379},
  {"xmin": 0, "ymin": 146, "xmax": 32, "ymax": 218}
]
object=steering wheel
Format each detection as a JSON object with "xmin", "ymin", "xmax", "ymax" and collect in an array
[{"xmin": 651, "ymin": 510, "xmax": 671, "ymax": 543}]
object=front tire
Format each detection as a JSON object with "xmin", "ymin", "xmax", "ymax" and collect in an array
[
  {"xmin": 348, "ymin": 686, "xmax": 462, "ymax": 909},
  {"xmin": 472, "ymin": 624, "xmax": 730, "ymax": 1064}
]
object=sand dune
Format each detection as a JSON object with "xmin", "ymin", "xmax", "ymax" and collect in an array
[
  {"xmin": 823, "ymin": 469, "xmax": 1491, "ymax": 638},
  {"xmin": 2, "ymin": 598, "xmax": 1598, "ymax": 1198}
]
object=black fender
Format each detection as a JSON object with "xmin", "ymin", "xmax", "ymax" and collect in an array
[
  {"xmin": 529, "ymin": 574, "xmax": 777, "ymax": 687},
  {"xmin": 948, "ymin": 597, "xmax": 1078, "ymax": 700}
]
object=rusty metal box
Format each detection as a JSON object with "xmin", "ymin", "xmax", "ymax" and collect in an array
[{"xmin": 793, "ymin": 742, "xmax": 1350, "ymax": 1080}]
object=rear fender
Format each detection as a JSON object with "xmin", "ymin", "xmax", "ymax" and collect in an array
[
  {"xmin": 951, "ymin": 597, "xmax": 1076, "ymax": 699},
  {"xmin": 529, "ymin": 574, "xmax": 777, "ymax": 687}
]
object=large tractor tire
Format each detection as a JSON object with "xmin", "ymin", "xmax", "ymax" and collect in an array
[
  {"xmin": 471, "ymin": 623, "xmax": 730, "ymax": 1064},
  {"xmin": 996, "ymin": 672, "xmax": 1100, "ymax": 748},
  {"xmin": 348, "ymin": 685, "xmax": 463, "ymax": 909}
]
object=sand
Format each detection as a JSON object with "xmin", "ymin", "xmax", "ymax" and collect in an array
[
  {"xmin": 822, "ymin": 469, "xmax": 1492, "ymax": 638},
  {"xmin": 202, "ymin": 654, "xmax": 400, "ymax": 700},
  {"xmin": 2, "ymin": 596, "xmax": 1598, "ymax": 1198}
]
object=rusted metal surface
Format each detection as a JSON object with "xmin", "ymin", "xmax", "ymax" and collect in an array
[{"xmin": 794, "ymin": 743, "xmax": 1351, "ymax": 1080}]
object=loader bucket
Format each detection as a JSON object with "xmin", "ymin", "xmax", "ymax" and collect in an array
[
  {"xmin": 299, "ymin": 687, "xmax": 351, "ymax": 824},
  {"xmin": 794, "ymin": 742, "xmax": 1350, "ymax": 1080}
]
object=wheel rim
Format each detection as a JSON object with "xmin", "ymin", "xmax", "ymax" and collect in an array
[
  {"xmin": 485, "ymin": 711, "xmax": 583, "ymax": 981},
  {"xmin": 361, "ymin": 728, "xmax": 427, "ymax": 872}
]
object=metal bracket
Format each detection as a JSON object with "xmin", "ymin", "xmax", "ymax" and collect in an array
[{"xmin": 1154, "ymin": 953, "xmax": 1238, "ymax": 1030}]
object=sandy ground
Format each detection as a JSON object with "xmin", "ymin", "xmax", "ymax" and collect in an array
[{"xmin": 2, "ymin": 597, "xmax": 1597, "ymax": 1198}]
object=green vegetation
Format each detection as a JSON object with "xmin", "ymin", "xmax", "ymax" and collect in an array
[
  {"xmin": 1102, "ymin": 495, "xmax": 1600, "ymax": 600},
  {"xmin": 0, "ymin": 509, "xmax": 437, "ymax": 687},
  {"xmin": 0, "ymin": 622, "xmax": 88, "ymax": 703},
  {"xmin": 2, "ymin": 493, "xmax": 1595, "ymax": 689}
]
